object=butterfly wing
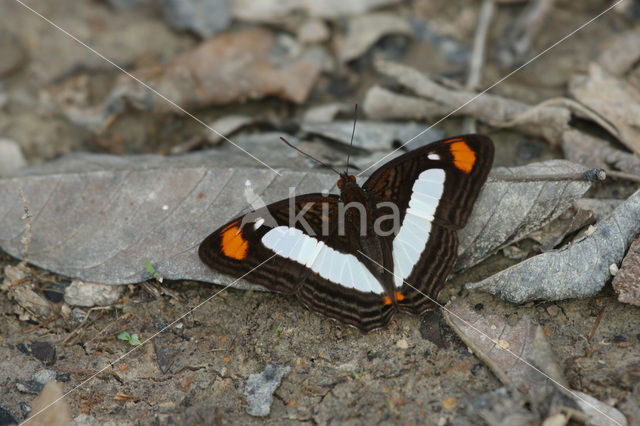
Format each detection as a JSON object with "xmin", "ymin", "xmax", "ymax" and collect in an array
[
  {"xmin": 362, "ymin": 135, "xmax": 494, "ymax": 313},
  {"xmin": 199, "ymin": 194, "xmax": 394, "ymax": 331}
]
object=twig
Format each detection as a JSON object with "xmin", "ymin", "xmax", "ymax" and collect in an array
[
  {"xmin": 463, "ymin": 0, "xmax": 495, "ymax": 133},
  {"xmin": 488, "ymin": 168, "xmax": 606, "ymax": 182},
  {"xmin": 588, "ymin": 306, "xmax": 606, "ymax": 342},
  {"xmin": 604, "ymin": 169, "xmax": 640, "ymax": 183},
  {"xmin": 23, "ymin": 314, "xmax": 61, "ymax": 334}
]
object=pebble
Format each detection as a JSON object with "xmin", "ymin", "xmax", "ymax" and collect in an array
[
  {"xmin": 298, "ymin": 19, "xmax": 330, "ymax": 44},
  {"xmin": 396, "ymin": 338, "xmax": 409, "ymax": 349},
  {"xmin": 0, "ymin": 139, "xmax": 26, "ymax": 176},
  {"xmin": 64, "ymin": 280, "xmax": 123, "ymax": 307}
]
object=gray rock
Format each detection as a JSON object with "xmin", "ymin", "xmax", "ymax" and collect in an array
[
  {"xmin": 0, "ymin": 139, "xmax": 26, "ymax": 176},
  {"xmin": 33, "ymin": 369, "xmax": 57, "ymax": 385},
  {"xmin": 159, "ymin": 0, "xmax": 231, "ymax": 39},
  {"xmin": 245, "ymin": 364, "xmax": 291, "ymax": 416},
  {"xmin": 64, "ymin": 280, "xmax": 123, "ymax": 307}
]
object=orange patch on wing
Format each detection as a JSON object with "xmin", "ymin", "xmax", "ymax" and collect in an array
[
  {"xmin": 394, "ymin": 291, "xmax": 405, "ymax": 302},
  {"xmin": 220, "ymin": 223, "xmax": 248, "ymax": 260},
  {"xmin": 449, "ymin": 141, "xmax": 476, "ymax": 173},
  {"xmin": 383, "ymin": 296, "xmax": 393, "ymax": 305}
]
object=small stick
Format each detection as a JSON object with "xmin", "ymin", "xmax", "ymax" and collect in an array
[
  {"xmin": 488, "ymin": 168, "xmax": 606, "ymax": 183},
  {"xmin": 588, "ymin": 306, "xmax": 606, "ymax": 342},
  {"xmin": 603, "ymin": 169, "xmax": 640, "ymax": 184},
  {"xmin": 463, "ymin": 0, "xmax": 495, "ymax": 133}
]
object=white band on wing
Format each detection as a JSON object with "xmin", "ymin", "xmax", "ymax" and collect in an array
[
  {"xmin": 262, "ymin": 226, "xmax": 384, "ymax": 294},
  {"xmin": 392, "ymin": 168, "xmax": 445, "ymax": 288}
]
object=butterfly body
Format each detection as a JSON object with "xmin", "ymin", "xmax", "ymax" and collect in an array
[{"xmin": 199, "ymin": 135, "xmax": 494, "ymax": 331}]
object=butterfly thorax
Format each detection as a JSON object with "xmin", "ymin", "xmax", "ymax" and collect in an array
[{"xmin": 338, "ymin": 174, "xmax": 390, "ymax": 278}]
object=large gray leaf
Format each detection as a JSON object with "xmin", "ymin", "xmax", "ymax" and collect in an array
[
  {"xmin": 0, "ymin": 152, "xmax": 591, "ymax": 288},
  {"xmin": 468, "ymin": 188, "xmax": 640, "ymax": 303},
  {"xmin": 456, "ymin": 160, "xmax": 593, "ymax": 271}
]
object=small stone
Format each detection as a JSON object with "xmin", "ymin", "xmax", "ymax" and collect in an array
[
  {"xmin": 30, "ymin": 341, "xmax": 57, "ymax": 366},
  {"xmin": 442, "ymin": 397, "xmax": 457, "ymax": 410},
  {"xmin": 546, "ymin": 305, "xmax": 561, "ymax": 317},
  {"xmin": 609, "ymin": 263, "xmax": 619, "ymax": 276},
  {"xmin": 33, "ymin": 369, "xmax": 57, "ymax": 385},
  {"xmin": 0, "ymin": 406, "xmax": 18, "ymax": 425},
  {"xmin": 64, "ymin": 280, "xmax": 123, "ymax": 307},
  {"xmin": 612, "ymin": 236, "xmax": 640, "ymax": 306},
  {"xmin": 0, "ymin": 139, "xmax": 26, "ymax": 176},
  {"xmin": 298, "ymin": 19, "xmax": 330, "ymax": 44},
  {"xmin": 396, "ymin": 338, "xmax": 409, "ymax": 349},
  {"xmin": 245, "ymin": 364, "xmax": 291, "ymax": 417}
]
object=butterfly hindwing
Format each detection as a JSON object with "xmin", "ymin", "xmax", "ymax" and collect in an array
[
  {"xmin": 363, "ymin": 135, "xmax": 494, "ymax": 313},
  {"xmin": 198, "ymin": 194, "xmax": 394, "ymax": 331}
]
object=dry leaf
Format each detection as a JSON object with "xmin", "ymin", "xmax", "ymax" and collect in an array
[
  {"xmin": 597, "ymin": 29, "xmax": 640, "ymax": 77},
  {"xmin": 445, "ymin": 301, "xmax": 628, "ymax": 426},
  {"xmin": 61, "ymin": 29, "xmax": 322, "ymax": 131},
  {"xmin": 26, "ymin": 381, "xmax": 70, "ymax": 426},
  {"xmin": 443, "ymin": 300, "xmax": 566, "ymax": 395},
  {"xmin": 337, "ymin": 13, "xmax": 412, "ymax": 62},
  {"xmin": 372, "ymin": 60, "xmax": 571, "ymax": 143},
  {"xmin": 562, "ymin": 129, "xmax": 640, "ymax": 176},
  {"xmin": 569, "ymin": 63, "xmax": 640, "ymax": 155},
  {"xmin": 467, "ymin": 188, "xmax": 640, "ymax": 303},
  {"xmin": 231, "ymin": 0, "xmax": 400, "ymax": 22},
  {"xmin": 456, "ymin": 160, "xmax": 593, "ymax": 271},
  {"xmin": 612, "ymin": 235, "xmax": 640, "ymax": 306},
  {"xmin": 301, "ymin": 120, "xmax": 443, "ymax": 151},
  {"xmin": 1, "ymin": 151, "xmax": 593, "ymax": 289},
  {"xmin": 363, "ymin": 85, "xmax": 451, "ymax": 121}
]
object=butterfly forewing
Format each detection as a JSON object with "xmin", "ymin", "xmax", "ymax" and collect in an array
[{"xmin": 363, "ymin": 135, "xmax": 494, "ymax": 313}]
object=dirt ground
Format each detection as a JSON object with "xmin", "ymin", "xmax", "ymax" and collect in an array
[{"xmin": 1, "ymin": 0, "xmax": 639, "ymax": 425}]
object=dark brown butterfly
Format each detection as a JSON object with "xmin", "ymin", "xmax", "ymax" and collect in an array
[{"xmin": 199, "ymin": 135, "xmax": 494, "ymax": 331}]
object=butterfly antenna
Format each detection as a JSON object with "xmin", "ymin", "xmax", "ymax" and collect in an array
[
  {"xmin": 280, "ymin": 137, "xmax": 341, "ymax": 176},
  {"xmin": 346, "ymin": 103, "xmax": 358, "ymax": 176}
]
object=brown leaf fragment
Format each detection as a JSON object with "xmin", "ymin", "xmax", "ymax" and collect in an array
[
  {"xmin": 569, "ymin": 63, "xmax": 640, "ymax": 155},
  {"xmin": 93, "ymin": 28, "xmax": 320, "ymax": 121},
  {"xmin": 597, "ymin": 29, "xmax": 640, "ymax": 77},
  {"xmin": 562, "ymin": 130, "xmax": 640, "ymax": 176},
  {"xmin": 26, "ymin": 381, "xmax": 70, "ymax": 426},
  {"xmin": 612, "ymin": 235, "xmax": 640, "ymax": 306},
  {"xmin": 374, "ymin": 60, "xmax": 571, "ymax": 144},
  {"xmin": 467, "ymin": 188, "xmax": 640, "ymax": 304},
  {"xmin": 336, "ymin": 13, "xmax": 412, "ymax": 63},
  {"xmin": 446, "ymin": 301, "xmax": 629, "ymax": 426},
  {"xmin": 443, "ymin": 300, "xmax": 567, "ymax": 395}
]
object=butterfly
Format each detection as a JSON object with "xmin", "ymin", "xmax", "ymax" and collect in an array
[{"xmin": 199, "ymin": 135, "xmax": 494, "ymax": 332}]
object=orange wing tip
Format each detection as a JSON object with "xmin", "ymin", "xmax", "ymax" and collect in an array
[
  {"xmin": 449, "ymin": 141, "xmax": 476, "ymax": 173},
  {"xmin": 221, "ymin": 223, "xmax": 249, "ymax": 260}
]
